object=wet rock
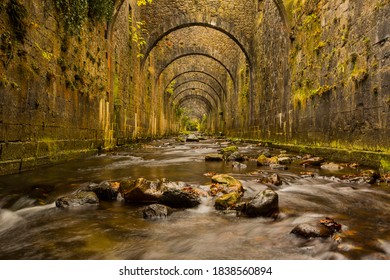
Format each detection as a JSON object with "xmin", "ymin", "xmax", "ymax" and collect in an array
[
  {"xmin": 320, "ymin": 217, "xmax": 342, "ymax": 233},
  {"xmin": 291, "ymin": 223, "xmax": 333, "ymax": 238},
  {"xmin": 205, "ymin": 154, "xmax": 223, "ymax": 161},
  {"xmin": 257, "ymin": 155, "xmax": 278, "ymax": 166},
  {"xmin": 232, "ymin": 161, "xmax": 247, "ymax": 169},
  {"xmin": 186, "ymin": 134, "xmax": 199, "ymax": 142},
  {"xmin": 227, "ymin": 151, "xmax": 245, "ymax": 162},
  {"xmin": 246, "ymin": 188, "xmax": 279, "ymax": 217},
  {"xmin": 119, "ymin": 178, "xmax": 165, "ymax": 204},
  {"xmin": 278, "ymin": 157, "xmax": 292, "ymax": 165},
  {"xmin": 256, "ymin": 173, "xmax": 282, "ymax": 186},
  {"xmin": 142, "ymin": 204, "xmax": 173, "ymax": 219},
  {"xmin": 220, "ymin": 145, "xmax": 238, "ymax": 155},
  {"xmin": 55, "ymin": 191, "xmax": 99, "ymax": 208},
  {"xmin": 214, "ymin": 192, "xmax": 240, "ymax": 210},
  {"xmin": 321, "ymin": 162, "xmax": 344, "ymax": 171},
  {"xmin": 83, "ymin": 181, "xmax": 119, "ymax": 201},
  {"xmin": 211, "ymin": 174, "xmax": 244, "ymax": 196},
  {"xmin": 341, "ymin": 170, "xmax": 381, "ymax": 184},
  {"xmin": 300, "ymin": 157, "xmax": 324, "ymax": 167},
  {"xmin": 269, "ymin": 164, "xmax": 288, "ymax": 170},
  {"xmin": 158, "ymin": 188, "xmax": 201, "ymax": 208}
]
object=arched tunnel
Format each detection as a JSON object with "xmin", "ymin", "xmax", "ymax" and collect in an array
[{"xmin": 0, "ymin": 0, "xmax": 389, "ymax": 174}]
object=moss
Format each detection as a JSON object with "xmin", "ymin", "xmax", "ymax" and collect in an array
[{"xmin": 380, "ymin": 159, "xmax": 390, "ymax": 172}]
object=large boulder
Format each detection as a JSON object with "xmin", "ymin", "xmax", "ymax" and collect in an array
[
  {"xmin": 210, "ymin": 174, "xmax": 244, "ymax": 196},
  {"xmin": 246, "ymin": 188, "xmax": 279, "ymax": 217},
  {"xmin": 119, "ymin": 178, "xmax": 165, "ymax": 204},
  {"xmin": 142, "ymin": 204, "xmax": 173, "ymax": 219},
  {"xmin": 158, "ymin": 188, "xmax": 201, "ymax": 208},
  {"xmin": 55, "ymin": 191, "xmax": 99, "ymax": 208},
  {"xmin": 82, "ymin": 181, "xmax": 119, "ymax": 201}
]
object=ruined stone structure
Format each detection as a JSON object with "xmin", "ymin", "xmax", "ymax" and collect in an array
[{"xmin": 0, "ymin": 0, "xmax": 389, "ymax": 174}]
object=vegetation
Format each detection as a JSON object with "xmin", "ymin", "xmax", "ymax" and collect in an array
[
  {"xmin": 54, "ymin": 0, "xmax": 115, "ymax": 36},
  {"xmin": 165, "ymin": 80, "xmax": 176, "ymax": 96},
  {"xmin": 128, "ymin": 16, "xmax": 147, "ymax": 58}
]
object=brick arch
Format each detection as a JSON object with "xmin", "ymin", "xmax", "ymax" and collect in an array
[
  {"xmin": 164, "ymin": 71, "xmax": 226, "ymax": 99},
  {"xmin": 157, "ymin": 53, "xmax": 235, "ymax": 87},
  {"xmin": 172, "ymin": 88, "xmax": 219, "ymax": 110},
  {"xmin": 142, "ymin": 22, "xmax": 251, "ymax": 70},
  {"xmin": 173, "ymin": 80, "xmax": 221, "ymax": 104},
  {"xmin": 176, "ymin": 94, "xmax": 214, "ymax": 114}
]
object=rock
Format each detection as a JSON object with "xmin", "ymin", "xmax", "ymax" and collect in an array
[
  {"xmin": 246, "ymin": 188, "xmax": 279, "ymax": 217},
  {"xmin": 227, "ymin": 151, "xmax": 245, "ymax": 162},
  {"xmin": 211, "ymin": 174, "xmax": 244, "ymax": 196},
  {"xmin": 158, "ymin": 188, "xmax": 201, "ymax": 208},
  {"xmin": 342, "ymin": 170, "xmax": 381, "ymax": 184},
  {"xmin": 320, "ymin": 217, "xmax": 342, "ymax": 233},
  {"xmin": 278, "ymin": 156, "xmax": 292, "ymax": 165},
  {"xmin": 256, "ymin": 173, "xmax": 282, "ymax": 186},
  {"xmin": 300, "ymin": 157, "xmax": 324, "ymax": 167},
  {"xmin": 205, "ymin": 154, "xmax": 224, "ymax": 161},
  {"xmin": 186, "ymin": 134, "xmax": 199, "ymax": 142},
  {"xmin": 83, "ymin": 181, "xmax": 119, "ymax": 201},
  {"xmin": 220, "ymin": 145, "xmax": 238, "ymax": 154},
  {"xmin": 119, "ymin": 178, "xmax": 165, "ymax": 204},
  {"xmin": 291, "ymin": 223, "xmax": 333, "ymax": 238},
  {"xmin": 269, "ymin": 164, "xmax": 288, "ymax": 170},
  {"xmin": 55, "ymin": 191, "xmax": 99, "ymax": 208},
  {"xmin": 142, "ymin": 204, "xmax": 173, "ymax": 219},
  {"xmin": 232, "ymin": 161, "xmax": 247, "ymax": 169},
  {"xmin": 321, "ymin": 162, "xmax": 344, "ymax": 171},
  {"xmin": 214, "ymin": 192, "xmax": 240, "ymax": 210},
  {"xmin": 257, "ymin": 155, "xmax": 278, "ymax": 166}
]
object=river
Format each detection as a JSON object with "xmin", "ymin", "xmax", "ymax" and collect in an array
[{"xmin": 0, "ymin": 138, "xmax": 389, "ymax": 260}]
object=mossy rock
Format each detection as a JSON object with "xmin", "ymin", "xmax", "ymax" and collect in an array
[
  {"xmin": 119, "ymin": 178, "xmax": 164, "ymax": 204},
  {"xmin": 205, "ymin": 153, "xmax": 224, "ymax": 161},
  {"xmin": 211, "ymin": 174, "xmax": 244, "ymax": 196},
  {"xmin": 257, "ymin": 155, "xmax": 278, "ymax": 166},
  {"xmin": 220, "ymin": 146, "xmax": 238, "ymax": 155},
  {"xmin": 214, "ymin": 192, "xmax": 240, "ymax": 210}
]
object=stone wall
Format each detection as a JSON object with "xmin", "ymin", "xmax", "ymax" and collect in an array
[
  {"xmin": 0, "ymin": 0, "xmax": 389, "ymax": 175},
  {"xmin": 0, "ymin": 0, "xmax": 132, "ymax": 174}
]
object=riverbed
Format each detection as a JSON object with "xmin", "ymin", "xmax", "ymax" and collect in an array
[{"xmin": 0, "ymin": 138, "xmax": 389, "ymax": 260}]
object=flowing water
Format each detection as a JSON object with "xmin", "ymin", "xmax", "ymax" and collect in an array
[{"xmin": 0, "ymin": 138, "xmax": 389, "ymax": 260}]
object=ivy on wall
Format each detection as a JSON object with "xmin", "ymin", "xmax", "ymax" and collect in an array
[{"xmin": 54, "ymin": 0, "xmax": 114, "ymax": 36}]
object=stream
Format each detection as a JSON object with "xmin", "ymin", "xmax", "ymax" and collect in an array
[{"xmin": 0, "ymin": 138, "xmax": 389, "ymax": 260}]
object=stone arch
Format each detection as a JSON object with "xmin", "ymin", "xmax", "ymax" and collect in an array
[
  {"xmin": 257, "ymin": 0, "xmax": 290, "ymax": 31},
  {"xmin": 176, "ymin": 94, "xmax": 214, "ymax": 114},
  {"xmin": 164, "ymin": 71, "xmax": 226, "ymax": 98},
  {"xmin": 157, "ymin": 53, "xmax": 235, "ymax": 87},
  {"xmin": 172, "ymin": 88, "xmax": 219, "ymax": 110},
  {"xmin": 173, "ymin": 80, "xmax": 221, "ymax": 103},
  {"xmin": 142, "ymin": 22, "xmax": 252, "ymax": 70}
]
